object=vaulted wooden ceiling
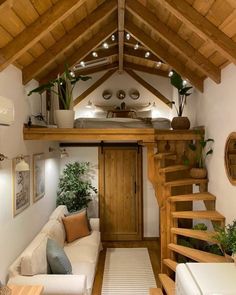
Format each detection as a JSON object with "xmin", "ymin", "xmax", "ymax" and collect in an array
[{"xmin": 0, "ymin": 0, "xmax": 236, "ymax": 92}]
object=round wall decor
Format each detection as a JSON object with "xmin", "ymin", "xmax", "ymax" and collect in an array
[
  {"xmin": 129, "ymin": 89, "xmax": 140, "ymax": 100},
  {"xmin": 225, "ymin": 132, "xmax": 236, "ymax": 185},
  {"xmin": 102, "ymin": 90, "xmax": 112, "ymax": 100},
  {"xmin": 116, "ymin": 90, "xmax": 126, "ymax": 100}
]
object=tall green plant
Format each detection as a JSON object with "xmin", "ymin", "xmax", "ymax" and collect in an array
[
  {"xmin": 214, "ymin": 220, "xmax": 236, "ymax": 255},
  {"xmin": 57, "ymin": 162, "xmax": 97, "ymax": 212}
]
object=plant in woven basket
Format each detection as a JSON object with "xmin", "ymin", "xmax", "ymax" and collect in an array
[{"xmin": 57, "ymin": 162, "xmax": 97, "ymax": 212}]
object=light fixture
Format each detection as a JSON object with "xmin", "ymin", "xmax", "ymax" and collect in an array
[
  {"xmin": 102, "ymin": 42, "xmax": 109, "ymax": 49},
  {"xmin": 80, "ymin": 61, "xmax": 85, "ymax": 67},
  {"xmin": 126, "ymin": 33, "xmax": 131, "ymax": 40},
  {"xmin": 182, "ymin": 80, "xmax": 188, "ymax": 86},
  {"xmin": 156, "ymin": 61, "xmax": 162, "ymax": 68},
  {"xmin": 168, "ymin": 70, "xmax": 174, "ymax": 77},
  {"xmin": 111, "ymin": 34, "xmax": 115, "ymax": 41},
  {"xmin": 134, "ymin": 43, "xmax": 139, "ymax": 50},
  {"xmin": 85, "ymin": 100, "xmax": 93, "ymax": 109},
  {"xmin": 145, "ymin": 51, "xmax": 150, "ymax": 58},
  {"xmin": 92, "ymin": 51, "xmax": 98, "ymax": 58},
  {"xmin": 69, "ymin": 70, "xmax": 75, "ymax": 78},
  {"xmin": 49, "ymin": 147, "xmax": 69, "ymax": 159},
  {"xmin": 15, "ymin": 155, "xmax": 29, "ymax": 172},
  {"xmin": 0, "ymin": 153, "xmax": 7, "ymax": 162}
]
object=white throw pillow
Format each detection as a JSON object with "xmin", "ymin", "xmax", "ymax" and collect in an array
[{"xmin": 41, "ymin": 220, "xmax": 65, "ymax": 247}]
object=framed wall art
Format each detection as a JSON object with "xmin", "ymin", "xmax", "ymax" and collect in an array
[
  {"xmin": 33, "ymin": 153, "xmax": 45, "ymax": 203},
  {"xmin": 12, "ymin": 155, "xmax": 30, "ymax": 216}
]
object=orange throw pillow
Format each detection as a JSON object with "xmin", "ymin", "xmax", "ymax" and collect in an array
[{"xmin": 62, "ymin": 210, "xmax": 90, "ymax": 243}]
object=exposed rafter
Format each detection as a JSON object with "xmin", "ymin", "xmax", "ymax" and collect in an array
[
  {"xmin": 40, "ymin": 20, "xmax": 117, "ymax": 84},
  {"xmin": 126, "ymin": 20, "xmax": 204, "ymax": 92},
  {"xmin": 0, "ymin": 0, "xmax": 87, "ymax": 72},
  {"xmin": 118, "ymin": 0, "xmax": 125, "ymax": 72},
  {"xmin": 74, "ymin": 69, "xmax": 116, "ymax": 107},
  {"xmin": 0, "ymin": 0, "xmax": 12, "ymax": 9},
  {"xmin": 22, "ymin": 0, "xmax": 117, "ymax": 85},
  {"xmin": 159, "ymin": 0, "xmax": 236, "ymax": 65},
  {"xmin": 126, "ymin": 0, "xmax": 221, "ymax": 83},
  {"xmin": 124, "ymin": 61, "xmax": 168, "ymax": 77},
  {"xmin": 75, "ymin": 62, "xmax": 118, "ymax": 76},
  {"xmin": 125, "ymin": 69, "xmax": 171, "ymax": 108}
]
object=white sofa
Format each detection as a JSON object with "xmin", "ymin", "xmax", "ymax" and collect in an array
[{"xmin": 8, "ymin": 205, "xmax": 101, "ymax": 295}]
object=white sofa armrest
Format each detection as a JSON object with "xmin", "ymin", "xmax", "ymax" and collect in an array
[
  {"xmin": 8, "ymin": 274, "xmax": 86, "ymax": 295},
  {"xmin": 89, "ymin": 218, "xmax": 100, "ymax": 231}
]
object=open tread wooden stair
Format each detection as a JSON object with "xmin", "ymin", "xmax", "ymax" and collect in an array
[
  {"xmin": 169, "ymin": 192, "xmax": 216, "ymax": 202},
  {"xmin": 171, "ymin": 228, "xmax": 216, "ymax": 243},
  {"xmin": 159, "ymin": 165, "xmax": 189, "ymax": 173},
  {"xmin": 172, "ymin": 210, "xmax": 225, "ymax": 221},
  {"xmin": 168, "ymin": 243, "xmax": 226, "ymax": 262},
  {"xmin": 165, "ymin": 178, "xmax": 208, "ymax": 187},
  {"xmin": 163, "ymin": 258, "xmax": 178, "ymax": 272},
  {"xmin": 149, "ymin": 288, "xmax": 164, "ymax": 295},
  {"xmin": 158, "ymin": 274, "xmax": 175, "ymax": 295}
]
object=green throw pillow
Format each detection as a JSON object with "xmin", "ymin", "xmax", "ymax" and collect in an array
[{"xmin": 46, "ymin": 238, "xmax": 72, "ymax": 274}]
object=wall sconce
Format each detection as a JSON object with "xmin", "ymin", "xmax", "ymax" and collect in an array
[
  {"xmin": 49, "ymin": 147, "xmax": 69, "ymax": 158},
  {"xmin": 0, "ymin": 153, "xmax": 8, "ymax": 162},
  {"xmin": 15, "ymin": 155, "xmax": 30, "ymax": 171}
]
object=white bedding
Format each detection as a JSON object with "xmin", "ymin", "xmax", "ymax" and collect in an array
[{"xmin": 74, "ymin": 117, "xmax": 170, "ymax": 129}]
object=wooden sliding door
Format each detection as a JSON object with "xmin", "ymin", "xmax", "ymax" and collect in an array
[{"xmin": 99, "ymin": 146, "xmax": 142, "ymax": 241}]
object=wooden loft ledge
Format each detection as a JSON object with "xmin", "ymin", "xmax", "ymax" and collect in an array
[{"xmin": 23, "ymin": 126, "xmax": 203, "ymax": 142}]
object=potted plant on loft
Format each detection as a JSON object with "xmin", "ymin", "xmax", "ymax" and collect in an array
[
  {"xmin": 28, "ymin": 65, "xmax": 91, "ymax": 128},
  {"xmin": 169, "ymin": 70, "xmax": 193, "ymax": 130},
  {"xmin": 188, "ymin": 133, "xmax": 214, "ymax": 179}
]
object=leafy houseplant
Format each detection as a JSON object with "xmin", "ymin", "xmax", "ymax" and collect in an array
[
  {"xmin": 189, "ymin": 134, "xmax": 214, "ymax": 178},
  {"xmin": 28, "ymin": 65, "xmax": 91, "ymax": 127},
  {"xmin": 169, "ymin": 71, "xmax": 193, "ymax": 130},
  {"xmin": 57, "ymin": 162, "xmax": 97, "ymax": 212}
]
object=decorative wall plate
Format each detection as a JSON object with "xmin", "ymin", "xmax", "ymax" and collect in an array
[
  {"xmin": 116, "ymin": 90, "xmax": 126, "ymax": 100},
  {"xmin": 129, "ymin": 89, "xmax": 140, "ymax": 100},
  {"xmin": 102, "ymin": 90, "xmax": 112, "ymax": 100}
]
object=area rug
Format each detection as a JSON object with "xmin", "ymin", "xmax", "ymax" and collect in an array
[{"xmin": 101, "ymin": 248, "xmax": 157, "ymax": 295}]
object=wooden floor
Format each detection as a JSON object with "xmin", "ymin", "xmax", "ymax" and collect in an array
[{"xmin": 92, "ymin": 240, "xmax": 161, "ymax": 295}]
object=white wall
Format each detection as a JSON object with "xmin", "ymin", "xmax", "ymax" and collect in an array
[
  {"xmin": 194, "ymin": 64, "xmax": 236, "ymax": 224},
  {"xmin": 59, "ymin": 147, "xmax": 159, "ymax": 237},
  {"xmin": 0, "ymin": 65, "xmax": 60, "ymax": 282}
]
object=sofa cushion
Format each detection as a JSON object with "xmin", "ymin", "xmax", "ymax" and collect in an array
[
  {"xmin": 47, "ymin": 239, "xmax": 72, "ymax": 275},
  {"xmin": 21, "ymin": 233, "xmax": 48, "ymax": 276},
  {"xmin": 49, "ymin": 205, "xmax": 68, "ymax": 222},
  {"xmin": 41, "ymin": 220, "xmax": 65, "ymax": 247},
  {"xmin": 64, "ymin": 244, "xmax": 98, "ymax": 264},
  {"xmin": 62, "ymin": 211, "xmax": 90, "ymax": 243},
  {"xmin": 72, "ymin": 261, "xmax": 96, "ymax": 293},
  {"xmin": 66, "ymin": 231, "xmax": 100, "ymax": 248}
]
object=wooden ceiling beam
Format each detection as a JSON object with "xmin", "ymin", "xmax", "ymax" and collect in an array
[
  {"xmin": 124, "ymin": 61, "xmax": 168, "ymax": 77},
  {"xmin": 74, "ymin": 69, "xmax": 117, "ymax": 107},
  {"xmin": 125, "ymin": 69, "xmax": 171, "ymax": 108},
  {"xmin": 124, "ymin": 45, "xmax": 161, "ymax": 63},
  {"xmin": 40, "ymin": 21, "xmax": 117, "ymax": 84},
  {"xmin": 126, "ymin": 0, "xmax": 220, "ymax": 83},
  {"xmin": 126, "ymin": 20, "xmax": 204, "ymax": 92},
  {"xmin": 158, "ymin": 0, "xmax": 236, "ymax": 65},
  {"xmin": 83, "ymin": 46, "xmax": 118, "ymax": 63},
  {"xmin": 75, "ymin": 62, "xmax": 118, "ymax": 76},
  {"xmin": 118, "ymin": 0, "xmax": 125, "ymax": 72},
  {"xmin": 0, "ymin": 0, "xmax": 12, "ymax": 9},
  {"xmin": 22, "ymin": 0, "xmax": 117, "ymax": 84},
  {"xmin": 0, "ymin": 0, "xmax": 87, "ymax": 72}
]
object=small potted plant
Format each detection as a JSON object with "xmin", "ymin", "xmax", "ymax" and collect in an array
[
  {"xmin": 214, "ymin": 220, "xmax": 236, "ymax": 263},
  {"xmin": 28, "ymin": 65, "xmax": 91, "ymax": 128},
  {"xmin": 169, "ymin": 71, "xmax": 193, "ymax": 130},
  {"xmin": 189, "ymin": 134, "xmax": 214, "ymax": 179}
]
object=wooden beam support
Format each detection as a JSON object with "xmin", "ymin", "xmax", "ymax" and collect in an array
[
  {"xmin": 75, "ymin": 62, "xmax": 118, "ymax": 76},
  {"xmin": 73, "ymin": 69, "xmax": 116, "ymax": 107},
  {"xmin": 124, "ymin": 45, "xmax": 161, "ymax": 63},
  {"xmin": 0, "ymin": 0, "xmax": 12, "ymax": 9},
  {"xmin": 124, "ymin": 61, "xmax": 168, "ymax": 77},
  {"xmin": 126, "ymin": 20, "xmax": 204, "ymax": 92},
  {"xmin": 126, "ymin": 0, "xmax": 221, "ymax": 83},
  {"xmin": 125, "ymin": 69, "xmax": 171, "ymax": 107},
  {"xmin": 159, "ymin": 0, "xmax": 236, "ymax": 65},
  {"xmin": 118, "ymin": 0, "xmax": 125, "ymax": 72},
  {"xmin": 0, "ymin": 0, "xmax": 87, "ymax": 72},
  {"xmin": 40, "ymin": 20, "xmax": 117, "ymax": 84},
  {"xmin": 22, "ymin": 0, "xmax": 117, "ymax": 84}
]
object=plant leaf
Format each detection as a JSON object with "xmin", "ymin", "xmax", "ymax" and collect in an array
[{"xmin": 206, "ymin": 149, "xmax": 213, "ymax": 155}]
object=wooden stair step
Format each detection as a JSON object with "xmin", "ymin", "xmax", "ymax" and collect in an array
[
  {"xmin": 154, "ymin": 152, "xmax": 176, "ymax": 160},
  {"xmin": 172, "ymin": 210, "xmax": 225, "ymax": 221},
  {"xmin": 165, "ymin": 178, "xmax": 208, "ymax": 187},
  {"xmin": 163, "ymin": 258, "xmax": 178, "ymax": 272},
  {"xmin": 149, "ymin": 288, "xmax": 164, "ymax": 295},
  {"xmin": 168, "ymin": 243, "xmax": 226, "ymax": 262},
  {"xmin": 159, "ymin": 274, "xmax": 175, "ymax": 295},
  {"xmin": 159, "ymin": 165, "xmax": 189, "ymax": 173},
  {"xmin": 169, "ymin": 192, "xmax": 216, "ymax": 202},
  {"xmin": 171, "ymin": 228, "xmax": 217, "ymax": 243}
]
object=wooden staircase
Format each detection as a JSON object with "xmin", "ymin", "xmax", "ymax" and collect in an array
[{"xmin": 147, "ymin": 133, "xmax": 227, "ymax": 295}]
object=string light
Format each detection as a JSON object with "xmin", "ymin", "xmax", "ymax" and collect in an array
[
  {"xmin": 126, "ymin": 33, "xmax": 131, "ymax": 40},
  {"xmin": 69, "ymin": 70, "xmax": 75, "ymax": 77},
  {"xmin": 145, "ymin": 51, "xmax": 150, "ymax": 58},
  {"xmin": 182, "ymin": 80, "xmax": 188, "ymax": 86},
  {"xmin": 134, "ymin": 43, "xmax": 139, "ymax": 50},
  {"xmin": 111, "ymin": 35, "xmax": 115, "ymax": 41},
  {"xmin": 156, "ymin": 61, "xmax": 162, "ymax": 68},
  {"xmin": 80, "ymin": 61, "xmax": 85, "ymax": 67},
  {"xmin": 92, "ymin": 51, "xmax": 98, "ymax": 58},
  {"xmin": 168, "ymin": 70, "xmax": 173, "ymax": 77},
  {"xmin": 103, "ymin": 42, "xmax": 109, "ymax": 49}
]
